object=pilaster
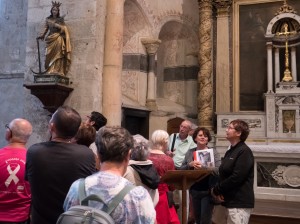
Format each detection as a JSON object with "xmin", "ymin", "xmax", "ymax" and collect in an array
[
  {"xmin": 141, "ymin": 38, "xmax": 161, "ymax": 111},
  {"xmin": 214, "ymin": 0, "xmax": 232, "ymax": 113}
]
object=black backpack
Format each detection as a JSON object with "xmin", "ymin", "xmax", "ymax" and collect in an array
[{"xmin": 56, "ymin": 179, "xmax": 135, "ymax": 224}]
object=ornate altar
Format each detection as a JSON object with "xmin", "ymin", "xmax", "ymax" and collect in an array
[{"xmin": 216, "ymin": 0, "xmax": 300, "ymax": 203}]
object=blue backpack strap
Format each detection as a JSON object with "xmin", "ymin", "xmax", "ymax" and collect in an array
[
  {"xmin": 106, "ymin": 184, "xmax": 135, "ymax": 214},
  {"xmin": 78, "ymin": 178, "xmax": 86, "ymax": 204}
]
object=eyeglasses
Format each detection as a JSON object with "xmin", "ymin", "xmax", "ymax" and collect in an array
[
  {"xmin": 5, "ymin": 124, "xmax": 12, "ymax": 135},
  {"xmin": 226, "ymin": 125, "xmax": 236, "ymax": 130}
]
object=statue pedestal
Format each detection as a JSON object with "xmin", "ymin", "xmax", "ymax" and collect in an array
[
  {"xmin": 276, "ymin": 82, "xmax": 300, "ymax": 94},
  {"xmin": 34, "ymin": 74, "xmax": 70, "ymax": 85},
  {"xmin": 24, "ymin": 74, "xmax": 73, "ymax": 113}
]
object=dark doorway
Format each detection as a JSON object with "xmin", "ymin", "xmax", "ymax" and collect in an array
[
  {"xmin": 122, "ymin": 107, "xmax": 150, "ymax": 139},
  {"xmin": 167, "ymin": 117, "xmax": 184, "ymax": 135}
]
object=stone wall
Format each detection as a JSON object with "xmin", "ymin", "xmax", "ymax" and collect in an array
[
  {"xmin": 0, "ymin": 0, "xmax": 28, "ymax": 147},
  {"xmin": 23, "ymin": 0, "xmax": 106, "ymax": 145},
  {"xmin": 0, "ymin": 0, "xmax": 200, "ymax": 144},
  {"xmin": 0, "ymin": 74, "xmax": 25, "ymax": 148}
]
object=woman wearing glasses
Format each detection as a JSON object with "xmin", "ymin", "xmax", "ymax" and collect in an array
[{"xmin": 211, "ymin": 119, "xmax": 254, "ymax": 224}]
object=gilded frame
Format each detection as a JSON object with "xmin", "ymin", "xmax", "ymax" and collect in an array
[{"xmin": 232, "ymin": 0, "xmax": 283, "ymax": 111}]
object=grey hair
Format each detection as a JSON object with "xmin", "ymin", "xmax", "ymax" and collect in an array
[
  {"xmin": 131, "ymin": 134, "xmax": 150, "ymax": 161},
  {"xmin": 96, "ymin": 126, "xmax": 133, "ymax": 163}
]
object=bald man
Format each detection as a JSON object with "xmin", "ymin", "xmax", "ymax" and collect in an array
[{"xmin": 0, "ymin": 118, "xmax": 32, "ymax": 223}]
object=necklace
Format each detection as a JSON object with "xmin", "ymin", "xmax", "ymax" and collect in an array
[{"xmin": 51, "ymin": 137, "xmax": 72, "ymax": 143}]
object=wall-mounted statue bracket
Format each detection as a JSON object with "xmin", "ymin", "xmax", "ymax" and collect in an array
[{"xmin": 24, "ymin": 74, "xmax": 73, "ymax": 113}]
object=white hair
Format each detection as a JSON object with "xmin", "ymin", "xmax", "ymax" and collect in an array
[{"xmin": 150, "ymin": 130, "xmax": 169, "ymax": 148}]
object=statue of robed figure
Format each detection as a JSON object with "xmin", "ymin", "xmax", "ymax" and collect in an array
[{"xmin": 32, "ymin": 1, "xmax": 71, "ymax": 76}]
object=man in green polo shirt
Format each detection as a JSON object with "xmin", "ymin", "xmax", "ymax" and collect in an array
[
  {"xmin": 168, "ymin": 119, "xmax": 197, "ymax": 223},
  {"xmin": 168, "ymin": 119, "xmax": 197, "ymax": 168}
]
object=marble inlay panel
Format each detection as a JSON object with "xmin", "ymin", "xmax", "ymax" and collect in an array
[
  {"xmin": 122, "ymin": 54, "xmax": 147, "ymax": 73},
  {"xmin": 163, "ymin": 66, "xmax": 199, "ymax": 81},
  {"xmin": 257, "ymin": 162, "xmax": 300, "ymax": 189}
]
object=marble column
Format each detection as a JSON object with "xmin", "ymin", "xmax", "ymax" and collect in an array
[
  {"xmin": 214, "ymin": 0, "xmax": 232, "ymax": 113},
  {"xmin": 275, "ymin": 48, "xmax": 280, "ymax": 85},
  {"xmin": 141, "ymin": 38, "xmax": 161, "ymax": 111},
  {"xmin": 102, "ymin": 0, "xmax": 124, "ymax": 125},
  {"xmin": 267, "ymin": 42, "xmax": 273, "ymax": 92},
  {"xmin": 197, "ymin": 0, "xmax": 214, "ymax": 130},
  {"xmin": 291, "ymin": 47, "xmax": 297, "ymax": 82}
]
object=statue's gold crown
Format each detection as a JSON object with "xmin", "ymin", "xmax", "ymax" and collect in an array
[{"xmin": 52, "ymin": 1, "xmax": 62, "ymax": 8}]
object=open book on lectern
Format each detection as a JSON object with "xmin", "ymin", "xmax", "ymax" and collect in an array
[{"xmin": 193, "ymin": 148, "xmax": 215, "ymax": 168}]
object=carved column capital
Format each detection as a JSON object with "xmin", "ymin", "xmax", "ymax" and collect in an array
[
  {"xmin": 213, "ymin": 0, "xmax": 232, "ymax": 16},
  {"xmin": 198, "ymin": 0, "xmax": 213, "ymax": 10},
  {"xmin": 141, "ymin": 38, "xmax": 161, "ymax": 55}
]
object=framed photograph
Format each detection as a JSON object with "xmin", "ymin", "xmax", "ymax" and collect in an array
[
  {"xmin": 233, "ymin": 0, "xmax": 300, "ymax": 111},
  {"xmin": 193, "ymin": 149, "xmax": 215, "ymax": 167}
]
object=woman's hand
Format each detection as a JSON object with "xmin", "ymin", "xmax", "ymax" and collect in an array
[
  {"xmin": 165, "ymin": 150, "xmax": 174, "ymax": 158},
  {"xmin": 211, "ymin": 188, "xmax": 224, "ymax": 203},
  {"xmin": 189, "ymin": 160, "xmax": 203, "ymax": 169}
]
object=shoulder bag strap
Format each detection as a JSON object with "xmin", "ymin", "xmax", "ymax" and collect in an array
[
  {"xmin": 171, "ymin": 133, "xmax": 177, "ymax": 152},
  {"xmin": 106, "ymin": 184, "xmax": 135, "ymax": 214}
]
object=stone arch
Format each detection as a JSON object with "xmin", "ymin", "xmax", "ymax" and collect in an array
[
  {"xmin": 154, "ymin": 13, "xmax": 198, "ymax": 38},
  {"xmin": 122, "ymin": 0, "xmax": 154, "ymax": 107},
  {"xmin": 156, "ymin": 20, "xmax": 198, "ymax": 116},
  {"xmin": 266, "ymin": 13, "xmax": 300, "ymax": 37},
  {"xmin": 123, "ymin": 0, "xmax": 152, "ymax": 53},
  {"xmin": 130, "ymin": 0, "xmax": 156, "ymax": 30}
]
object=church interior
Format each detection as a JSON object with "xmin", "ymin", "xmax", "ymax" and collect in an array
[{"xmin": 0, "ymin": 0, "xmax": 300, "ymax": 223}]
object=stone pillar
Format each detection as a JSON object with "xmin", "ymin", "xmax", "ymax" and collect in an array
[
  {"xmin": 198, "ymin": 0, "xmax": 214, "ymax": 130},
  {"xmin": 102, "ymin": 0, "xmax": 124, "ymax": 125},
  {"xmin": 141, "ymin": 38, "xmax": 161, "ymax": 111},
  {"xmin": 214, "ymin": 0, "xmax": 232, "ymax": 113},
  {"xmin": 275, "ymin": 48, "xmax": 280, "ymax": 85},
  {"xmin": 291, "ymin": 47, "xmax": 297, "ymax": 82},
  {"xmin": 267, "ymin": 42, "xmax": 273, "ymax": 92}
]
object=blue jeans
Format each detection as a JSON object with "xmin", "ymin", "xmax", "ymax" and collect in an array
[{"xmin": 190, "ymin": 190, "xmax": 214, "ymax": 224}]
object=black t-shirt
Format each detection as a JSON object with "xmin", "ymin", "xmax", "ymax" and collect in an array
[{"xmin": 25, "ymin": 141, "xmax": 97, "ymax": 224}]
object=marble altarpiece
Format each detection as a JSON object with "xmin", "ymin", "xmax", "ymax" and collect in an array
[{"xmin": 216, "ymin": 0, "xmax": 300, "ymax": 202}]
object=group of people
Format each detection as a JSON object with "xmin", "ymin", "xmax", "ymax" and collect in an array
[
  {"xmin": 172, "ymin": 120, "xmax": 254, "ymax": 224},
  {"xmin": 0, "ymin": 105, "xmax": 254, "ymax": 224}
]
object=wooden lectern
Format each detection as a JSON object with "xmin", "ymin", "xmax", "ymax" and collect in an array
[{"xmin": 161, "ymin": 169, "xmax": 213, "ymax": 224}]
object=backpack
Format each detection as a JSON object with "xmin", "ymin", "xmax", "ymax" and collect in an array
[{"xmin": 56, "ymin": 178, "xmax": 135, "ymax": 224}]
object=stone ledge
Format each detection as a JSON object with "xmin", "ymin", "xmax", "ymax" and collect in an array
[{"xmin": 251, "ymin": 199, "xmax": 300, "ymax": 221}]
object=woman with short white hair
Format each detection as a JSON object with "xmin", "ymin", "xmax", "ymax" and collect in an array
[{"xmin": 149, "ymin": 130, "xmax": 180, "ymax": 224}]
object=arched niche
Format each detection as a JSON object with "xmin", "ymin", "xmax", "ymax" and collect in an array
[
  {"xmin": 122, "ymin": 0, "xmax": 152, "ymax": 106},
  {"xmin": 156, "ymin": 20, "xmax": 198, "ymax": 115},
  {"xmin": 265, "ymin": 12, "xmax": 300, "ymax": 89}
]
